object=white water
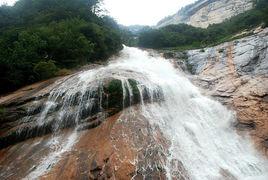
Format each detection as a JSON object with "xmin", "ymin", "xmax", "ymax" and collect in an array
[
  {"xmin": 24, "ymin": 132, "xmax": 78, "ymax": 180},
  {"xmin": 27, "ymin": 46, "xmax": 268, "ymax": 179}
]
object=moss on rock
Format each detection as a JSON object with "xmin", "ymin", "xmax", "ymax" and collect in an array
[
  {"xmin": 104, "ymin": 79, "xmax": 123, "ymax": 110},
  {"xmin": 128, "ymin": 79, "xmax": 140, "ymax": 104}
]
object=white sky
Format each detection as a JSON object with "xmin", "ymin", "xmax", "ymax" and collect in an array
[{"xmin": 0, "ymin": 0, "xmax": 196, "ymax": 26}]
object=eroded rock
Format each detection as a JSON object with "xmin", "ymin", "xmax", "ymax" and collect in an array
[
  {"xmin": 0, "ymin": 75, "xmax": 163, "ymax": 150},
  {"xmin": 171, "ymin": 28, "xmax": 268, "ymax": 154},
  {"xmin": 0, "ymin": 107, "xmax": 189, "ymax": 179}
]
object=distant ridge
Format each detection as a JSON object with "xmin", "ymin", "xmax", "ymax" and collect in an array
[{"xmin": 156, "ymin": 0, "xmax": 253, "ymax": 28}]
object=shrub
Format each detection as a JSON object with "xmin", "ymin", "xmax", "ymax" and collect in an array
[{"xmin": 33, "ymin": 60, "xmax": 58, "ymax": 80}]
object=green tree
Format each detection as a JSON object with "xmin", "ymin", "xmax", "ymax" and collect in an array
[
  {"xmin": 34, "ymin": 60, "xmax": 58, "ymax": 80},
  {"xmin": 0, "ymin": 0, "xmax": 123, "ymax": 94}
]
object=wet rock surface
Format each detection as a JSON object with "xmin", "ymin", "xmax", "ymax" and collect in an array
[
  {"xmin": 0, "ymin": 108, "xmax": 188, "ymax": 180},
  {"xmin": 0, "ymin": 31, "xmax": 268, "ymax": 179},
  {"xmin": 0, "ymin": 73, "xmax": 162, "ymax": 149},
  {"xmin": 169, "ymin": 28, "xmax": 268, "ymax": 154},
  {"xmin": 40, "ymin": 110, "xmax": 169, "ymax": 180},
  {"xmin": 0, "ymin": 50, "xmax": 172, "ymax": 179}
]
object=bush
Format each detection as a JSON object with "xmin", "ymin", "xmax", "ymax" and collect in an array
[{"xmin": 34, "ymin": 60, "xmax": 58, "ymax": 80}]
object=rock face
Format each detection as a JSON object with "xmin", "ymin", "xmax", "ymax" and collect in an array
[
  {"xmin": 156, "ymin": 0, "xmax": 253, "ymax": 28},
  {"xmin": 0, "ymin": 84, "xmax": 183, "ymax": 179},
  {"xmin": 0, "ymin": 63, "xmax": 172, "ymax": 179},
  {"xmin": 0, "ymin": 73, "xmax": 161, "ymax": 149},
  {"xmin": 168, "ymin": 28, "xmax": 268, "ymax": 153},
  {"xmin": 0, "ymin": 109, "xmax": 183, "ymax": 179}
]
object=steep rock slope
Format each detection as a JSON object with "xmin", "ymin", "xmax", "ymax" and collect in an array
[
  {"xmin": 0, "ymin": 36, "xmax": 267, "ymax": 179},
  {"xmin": 167, "ymin": 28, "xmax": 268, "ymax": 152},
  {"xmin": 0, "ymin": 50, "xmax": 184, "ymax": 179},
  {"xmin": 157, "ymin": 0, "xmax": 253, "ymax": 28}
]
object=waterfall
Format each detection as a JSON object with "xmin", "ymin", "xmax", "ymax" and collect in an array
[{"xmin": 24, "ymin": 46, "xmax": 268, "ymax": 179}]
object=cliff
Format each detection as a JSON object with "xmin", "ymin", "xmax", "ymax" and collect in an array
[{"xmin": 156, "ymin": 0, "xmax": 253, "ymax": 28}]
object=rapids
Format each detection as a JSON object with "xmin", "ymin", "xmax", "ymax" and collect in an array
[{"xmin": 2, "ymin": 46, "xmax": 268, "ymax": 179}]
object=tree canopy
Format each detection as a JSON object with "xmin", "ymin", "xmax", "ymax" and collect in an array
[{"xmin": 0, "ymin": 0, "xmax": 123, "ymax": 94}]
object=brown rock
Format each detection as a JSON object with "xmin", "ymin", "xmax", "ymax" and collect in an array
[{"xmin": 176, "ymin": 28, "xmax": 268, "ymax": 155}]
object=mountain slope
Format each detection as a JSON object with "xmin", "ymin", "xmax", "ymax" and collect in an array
[
  {"xmin": 0, "ymin": 0, "xmax": 123, "ymax": 94},
  {"xmin": 156, "ymin": 0, "xmax": 253, "ymax": 28}
]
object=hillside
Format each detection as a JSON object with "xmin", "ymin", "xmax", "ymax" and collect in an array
[
  {"xmin": 156, "ymin": 0, "xmax": 253, "ymax": 28},
  {"xmin": 139, "ymin": 0, "xmax": 268, "ymax": 49},
  {"xmin": 0, "ymin": 0, "xmax": 123, "ymax": 94}
]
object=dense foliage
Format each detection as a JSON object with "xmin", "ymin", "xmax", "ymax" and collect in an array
[
  {"xmin": 0, "ymin": 0, "xmax": 123, "ymax": 93},
  {"xmin": 139, "ymin": 0, "xmax": 268, "ymax": 49}
]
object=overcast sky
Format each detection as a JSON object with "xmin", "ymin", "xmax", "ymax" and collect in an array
[{"xmin": 0, "ymin": 0, "xmax": 196, "ymax": 25}]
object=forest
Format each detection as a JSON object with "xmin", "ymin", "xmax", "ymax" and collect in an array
[
  {"xmin": 0, "ymin": 0, "xmax": 123, "ymax": 94},
  {"xmin": 138, "ymin": 0, "xmax": 268, "ymax": 49}
]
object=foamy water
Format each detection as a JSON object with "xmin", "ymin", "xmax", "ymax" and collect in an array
[{"xmin": 26, "ymin": 46, "xmax": 268, "ymax": 179}]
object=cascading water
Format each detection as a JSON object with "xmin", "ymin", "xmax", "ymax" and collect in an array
[{"xmin": 20, "ymin": 46, "xmax": 268, "ymax": 179}]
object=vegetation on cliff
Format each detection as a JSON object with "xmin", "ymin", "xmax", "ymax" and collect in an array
[
  {"xmin": 138, "ymin": 0, "xmax": 268, "ymax": 49},
  {"xmin": 0, "ymin": 0, "xmax": 123, "ymax": 94}
]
